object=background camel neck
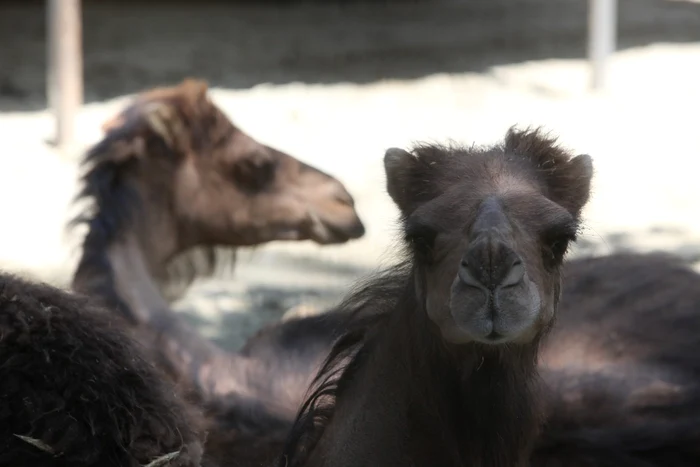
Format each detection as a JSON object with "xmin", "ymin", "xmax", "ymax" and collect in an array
[
  {"xmin": 106, "ymin": 232, "xmax": 173, "ymax": 324},
  {"xmin": 85, "ymin": 230, "xmax": 291, "ymax": 412}
]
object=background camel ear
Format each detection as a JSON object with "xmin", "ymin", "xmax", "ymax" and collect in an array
[
  {"xmin": 176, "ymin": 78, "xmax": 209, "ymax": 114},
  {"xmin": 140, "ymin": 101, "xmax": 181, "ymax": 147},
  {"xmin": 100, "ymin": 114, "xmax": 125, "ymax": 133},
  {"xmin": 92, "ymin": 101, "xmax": 184, "ymax": 166},
  {"xmin": 384, "ymin": 147, "xmax": 419, "ymax": 214},
  {"xmin": 178, "ymin": 78, "xmax": 209, "ymax": 106}
]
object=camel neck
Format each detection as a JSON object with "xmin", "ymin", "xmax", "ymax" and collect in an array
[
  {"xmin": 71, "ymin": 222, "xmax": 172, "ymax": 326},
  {"xmin": 306, "ymin": 282, "xmax": 542, "ymax": 467},
  {"xmin": 72, "ymin": 227, "xmax": 231, "ymax": 401}
]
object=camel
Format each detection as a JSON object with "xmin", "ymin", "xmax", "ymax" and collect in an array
[
  {"xmin": 270, "ymin": 132, "xmax": 700, "ymax": 466},
  {"xmin": 278, "ymin": 127, "xmax": 593, "ymax": 466},
  {"xmin": 69, "ymin": 78, "xmax": 365, "ymax": 394},
  {"xmin": 0, "ymin": 76, "xmax": 368, "ymax": 464},
  {"xmin": 65, "ymin": 78, "xmax": 368, "ymax": 464}
]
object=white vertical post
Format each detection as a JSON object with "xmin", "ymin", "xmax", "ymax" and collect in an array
[
  {"xmin": 47, "ymin": 0, "xmax": 83, "ymax": 153},
  {"xmin": 588, "ymin": 0, "xmax": 617, "ymax": 90}
]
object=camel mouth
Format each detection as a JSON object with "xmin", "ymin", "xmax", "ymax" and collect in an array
[
  {"xmin": 443, "ymin": 269, "xmax": 542, "ymax": 346},
  {"xmin": 260, "ymin": 217, "xmax": 364, "ymax": 246},
  {"xmin": 272, "ymin": 229, "xmax": 305, "ymax": 241},
  {"xmin": 483, "ymin": 330, "xmax": 509, "ymax": 344},
  {"xmin": 307, "ymin": 210, "xmax": 366, "ymax": 245}
]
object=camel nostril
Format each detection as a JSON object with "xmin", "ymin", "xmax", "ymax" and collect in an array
[
  {"xmin": 458, "ymin": 259, "xmax": 485, "ymax": 289},
  {"xmin": 501, "ymin": 256, "xmax": 525, "ymax": 288}
]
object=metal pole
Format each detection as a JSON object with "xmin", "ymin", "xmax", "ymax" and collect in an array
[
  {"xmin": 46, "ymin": 0, "xmax": 55, "ymax": 116},
  {"xmin": 588, "ymin": 0, "xmax": 617, "ymax": 90},
  {"xmin": 47, "ymin": 0, "xmax": 83, "ymax": 153}
]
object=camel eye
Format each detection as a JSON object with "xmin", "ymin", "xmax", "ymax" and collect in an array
[
  {"xmin": 405, "ymin": 221, "xmax": 437, "ymax": 261},
  {"xmin": 214, "ymin": 130, "xmax": 233, "ymax": 149},
  {"xmin": 231, "ymin": 157, "xmax": 277, "ymax": 193},
  {"xmin": 541, "ymin": 223, "xmax": 577, "ymax": 269},
  {"xmin": 547, "ymin": 238, "xmax": 570, "ymax": 262}
]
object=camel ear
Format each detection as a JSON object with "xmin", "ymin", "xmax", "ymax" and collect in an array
[
  {"xmin": 556, "ymin": 153, "xmax": 593, "ymax": 217},
  {"xmin": 101, "ymin": 113, "xmax": 125, "ymax": 133},
  {"xmin": 179, "ymin": 78, "xmax": 209, "ymax": 103},
  {"xmin": 384, "ymin": 147, "xmax": 419, "ymax": 214},
  {"xmin": 93, "ymin": 101, "xmax": 184, "ymax": 165},
  {"xmin": 504, "ymin": 127, "xmax": 594, "ymax": 218},
  {"xmin": 140, "ymin": 101, "xmax": 182, "ymax": 148}
]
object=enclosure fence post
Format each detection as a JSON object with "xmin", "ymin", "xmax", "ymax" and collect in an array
[
  {"xmin": 588, "ymin": 0, "xmax": 617, "ymax": 91},
  {"xmin": 47, "ymin": 0, "xmax": 83, "ymax": 154}
]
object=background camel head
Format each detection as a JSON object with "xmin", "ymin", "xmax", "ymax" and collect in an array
[{"xmin": 96, "ymin": 78, "xmax": 365, "ymax": 251}]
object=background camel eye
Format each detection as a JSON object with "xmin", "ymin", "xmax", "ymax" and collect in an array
[
  {"xmin": 230, "ymin": 157, "xmax": 277, "ymax": 193},
  {"xmin": 214, "ymin": 130, "xmax": 233, "ymax": 149}
]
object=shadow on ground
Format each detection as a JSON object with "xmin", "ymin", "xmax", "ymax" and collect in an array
[
  {"xmin": 1, "ymin": 0, "xmax": 699, "ymax": 111},
  {"xmin": 176, "ymin": 283, "xmax": 351, "ymax": 351},
  {"xmin": 169, "ymin": 226, "xmax": 700, "ymax": 351}
]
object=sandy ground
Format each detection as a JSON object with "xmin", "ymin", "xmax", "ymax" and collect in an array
[{"xmin": 1, "ymin": 0, "xmax": 699, "ymax": 348}]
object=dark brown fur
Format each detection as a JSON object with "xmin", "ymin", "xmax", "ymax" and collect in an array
[
  {"xmin": 279, "ymin": 127, "xmax": 594, "ymax": 467},
  {"xmin": 0, "ymin": 273, "xmax": 205, "ymax": 467},
  {"xmin": 532, "ymin": 252, "xmax": 700, "ymax": 466}
]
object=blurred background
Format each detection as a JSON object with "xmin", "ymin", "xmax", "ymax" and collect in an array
[{"xmin": 0, "ymin": 0, "xmax": 698, "ymax": 349}]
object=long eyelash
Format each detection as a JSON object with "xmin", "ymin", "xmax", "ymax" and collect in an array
[
  {"xmin": 408, "ymin": 235, "xmax": 433, "ymax": 252},
  {"xmin": 404, "ymin": 224, "xmax": 437, "ymax": 264},
  {"xmin": 541, "ymin": 220, "xmax": 579, "ymax": 245},
  {"xmin": 542, "ymin": 236, "xmax": 573, "ymax": 270},
  {"xmin": 539, "ymin": 220, "xmax": 579, "ymax": 270}
]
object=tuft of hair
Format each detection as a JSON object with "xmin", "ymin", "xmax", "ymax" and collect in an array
[
  {"xmin": 385, "ymin": 127, "xmax": 592, "ymax": 221},
  {"xmin": 0, "ymin": 272, "xmax": 205, "ymax": 467},
  {"xmin": 503, "ymin": 126, "xmax": 593, "ymax": 217},
  {"xmin": 277, "ymin": 262, "xmax": 410, "ymax": 466},
  {"xmin": 504, "ymin": 126, "xmax": 570, "ymax": 168},
  {"xmin": 67, "ymin": 135, "xmax": 144, "ymax": 321}
]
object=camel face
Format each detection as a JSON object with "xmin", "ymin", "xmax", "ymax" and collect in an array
[
  {"xmin": 96, "ymin": 78, "xmax": 365, "ymax": 250},
  {"xmin": 384, "ymin": 128, "xmax": 593, "ymax": 345}
]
